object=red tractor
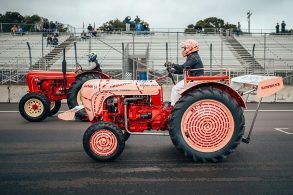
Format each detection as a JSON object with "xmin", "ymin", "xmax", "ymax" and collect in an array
[
  {"xmin": 19, "ymin": 50, "xmax": 110, "ymax": 122},
  {"xmin": 59, "ymin": 67, "xmax": 284, "ymax": 162}
]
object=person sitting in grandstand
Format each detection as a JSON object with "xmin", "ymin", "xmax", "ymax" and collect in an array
[
  {"xmin": 10, "ymin": 25, "xmax": 18, "ymax": 34},
  {"xmin": 52, "ymin": 34, "xmax": 59, "ymax": 46},
  {"xmin": 164, "ymin": 39, "xmax": 204, "ymax": 106},
  {"xmin": 47, "ymin": 33, "xmax": 53, "ymax": 46},
  {"xmin": 16, "ymin": 26, "xmax": 24, "ymax": 36}
]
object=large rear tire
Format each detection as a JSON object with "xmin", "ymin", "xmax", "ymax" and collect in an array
[
  {"xmin": 83, "ymin": 122, "xmax": 125, "ymax": 162},
  {"xmin": 48, "ymin": 100, "xmax": 61, "ymax": 116},
  {"xmin": 169, "ymin": 87, "xmax": 245, "ymax": 162},
  {"xmin": 19, "ymin": 93, "xmax": 50, "ymax": 122},
  {"xmin": 67, "ymin": 73, "xmax": 101, "ymax": 120}
]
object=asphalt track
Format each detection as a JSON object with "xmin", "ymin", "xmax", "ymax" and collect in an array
[{"xmin": 0, "ymin": 103, "xmax": 293, "ymax": 194}]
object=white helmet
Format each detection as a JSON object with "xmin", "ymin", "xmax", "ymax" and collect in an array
[{"xmin": 180, "ymin": 39, "xmax": 199, "ymax": 57}]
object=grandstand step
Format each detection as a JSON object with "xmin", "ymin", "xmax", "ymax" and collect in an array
[
  {"xmin": 224, "ymin": 36, "xmax": 263, "ymax": 71},
  {"xmin": 31, "ymin": 35, "xmax": 78, "ymax": 70}
]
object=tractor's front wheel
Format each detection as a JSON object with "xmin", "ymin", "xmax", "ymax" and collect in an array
[
  {"xmin": 19, "ymin": 93, "xmax": 50, "ymax": 122},
  {"xmin": 169, "ymin": 87, "xmax": 245, "ymax": 162},
  {"xmin": 83, "ymin": 122, "xmax": 125, "ymax": 162}
]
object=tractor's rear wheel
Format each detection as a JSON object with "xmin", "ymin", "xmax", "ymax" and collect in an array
[
  {"xmin": 48, "ymin": 100, "xmax": 61, "ymax": 116},
  {"xmin": 67, "ymin": 74, "xmax": 101, "ymax": 120},
  {"xmin": 83, "ymin": 122, "xmax": 125, "ymax": 162},
  {"xmin": 169, "ymin": 87, "xmax": 245, "ymax": 162},
  {"xmin": 19, "ymin": 93, "xmax": 50, "ymax": 122}
]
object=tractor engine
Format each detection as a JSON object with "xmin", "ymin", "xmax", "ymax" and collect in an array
[{"xmin": 102, "ymin": 95, "xmax": 170, "ymax": 133}]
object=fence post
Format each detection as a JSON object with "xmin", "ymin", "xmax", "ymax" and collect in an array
[
  {"xmin": 263, "ymin": 34, "xmax": 266, "ymax": 73},
  {"xmin": 26, "ymin": 42, "xmax": 32, "ymax": 68},
  {"xmin": 165, "ymin": 42, "xmax": 169, "ymax": 62},
  {"xmin": 74, "ymin": 42, "xmax": 77, "ymax": 68},
  {"xmin": 41, "ymin": 33, "xmax": 44, "ymax": 58},
  {"xmin": 122, "ymin": 42, "xmax": 125, "ymax": 80},
  {"xmin": 88, "ymin": 36, "xmax": 91, "ymax": 66},
  {"xmin": 132, "ymin": 32, "xmax": 135, "ymax": 80},
  {"xmin": 176, "ymin": 32, "xmax": 179, "ymax": 64},
  {"xmin": 220, "ymin": 35, "xmax": 223, "ymax": 70},
  {"xmin": 210, "ymin": 43, "xmax": 213, "ymax": 75},
  {"xmin": 252, "ymin": 43, "xmax": 255, "ymax": 74}
]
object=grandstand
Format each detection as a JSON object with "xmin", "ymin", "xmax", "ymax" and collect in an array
[{"xmin": 0, "ymin": 31, "xmax": 293, "ymax": 83}]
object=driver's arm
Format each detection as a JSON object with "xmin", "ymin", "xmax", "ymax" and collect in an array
[{"xmin": 172, "ymin": 55, "xmax": 198, "ymax": 74}]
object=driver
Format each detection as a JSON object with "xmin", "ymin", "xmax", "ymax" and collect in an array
[
  {"xmin": 165, "ymin": 39, "xmax": 204, "ymax": 106},
  {"xmin": 88, "ymin": 52, "xmax": 102, "ymax": 72}
]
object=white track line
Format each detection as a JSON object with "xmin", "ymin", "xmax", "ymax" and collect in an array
[{"xmin": 274, "ymin": 128, "xmax": 293, "ymax": 135}]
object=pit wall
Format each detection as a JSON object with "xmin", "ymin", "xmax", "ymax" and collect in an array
[{"xmin": 0, "ymin": 85, "xmax": 293, "ymax": 103}]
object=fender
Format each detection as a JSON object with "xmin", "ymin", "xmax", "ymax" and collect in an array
[
  {"xmin": 179, "ymin": 82, "xmax": 246, "ymax": 108},
  {"xmin": 76, "ymin": 71, "xmax": 111, "ymax": 79}
]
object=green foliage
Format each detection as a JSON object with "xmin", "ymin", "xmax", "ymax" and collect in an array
[
  {"xmin": 0, "ymin": 11, "xmax": 24, "ymax": 23},
  {"xmin": 185, "ymin": 17, "xmax": 236, "ymax": 33},
  {"xmin": 0, "ymin": 11, "xmax": 67, "ymax": 32},
  {"xmin": 184, "ymin": 24, "xmax": 196, "ymax": 33},
  {"xmin": 196, "ymin": 17, "xmax": 224, "ymax": 28},
  {"xmin": 24, "ymin": 14, "xmax": 41, "ymax": 24},
  {"xmin": 99, "ymin": 18, "xmax": 128, "ymax": 31}
]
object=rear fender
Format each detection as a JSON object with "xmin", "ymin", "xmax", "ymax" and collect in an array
[{"xmin": 179, "ymin": 82, "xmax": 246, "ymax": 108}]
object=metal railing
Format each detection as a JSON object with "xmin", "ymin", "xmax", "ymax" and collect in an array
[{"xmin": 0, "ymin": 31, "xmax": 293, "ymax": 84}]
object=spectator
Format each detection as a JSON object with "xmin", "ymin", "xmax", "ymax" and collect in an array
[
  {"xmin": 87, "ymin": 24, "xmax": 93, "ymax": 35},
  {"xmin": 142, "ymin": 21, "xmax": 150, "ymax": 33},
  {"xmin": 135, "ymin": 22, "xmax": 142, "ymax": 32},
  {"xmin": 52, "ymin": 34, "xmax": 58, "ymax": 46},
  {"xmin": 80, "ymin": 31, "xmax": 87, "ymax": 41},
  {"xmin": 134, "ymin": 16, "xmax": 140, "ymax": 24},
  {"xmin": 10, "ymin": 24, "xmax": 18, "ymax": 34},
  {"xmin": 16, "ymin": 25, "xmax": 24, "ymax": 36},
  {"xmin": 42, "ymin": 20, "xmax": 49, "ymax": 36},
  {"xmin": 43, "ymin": 20, "xmax": 49, "ymax": 32},
  {"xmin": 194, "ymin": 25, "xmax": 202, "ymax": 33},
  {"xmin": 281, "ymin": 21, "xmax": 286, "ymax": 33},
  {"xmin": 123, "ymin": 16, "xmax": 131, "ymax": 32},
  {"xmin": 236, "ymin": 21, "xmax": 241, "ymax": 36},
  {"xmin": 47, "ymin": 33, "xmax": 53, "ymax": 46},
  {"xmin": 92, "ymin": 28, "xmax": 97, "ymax": 37},
  {"xmin": 276, "ymin": 23, "xmax": 280, "ymax": 33},
  {"xmin": 49, "ymin": 21, "xmax": 56, "ymax": 32}
]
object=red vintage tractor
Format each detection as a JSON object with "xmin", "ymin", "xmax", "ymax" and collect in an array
[
  {"xmin": 19, "ymin": 49, "xmax": 110, "ymax": 122},
  {"xmin": 59, "ymin": 67, "xmax": 284, "ymax": 162}
]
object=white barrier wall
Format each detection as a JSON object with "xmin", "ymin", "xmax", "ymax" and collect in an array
[{"xmin": 0, "ymin": 85, "xmax": 293, "ymax": 103}]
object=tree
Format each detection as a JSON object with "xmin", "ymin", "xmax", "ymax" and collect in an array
[
  {"xmin": 99, "ymin": 18, "xmax": 125, "ymax": 31},
  {"xmin": 24, "ymin": 14, "xmax": 41, "ymax": 24},
  {"xmin": 184, "ymin": 24, "xmax": 195, "ymax": 33},
  {"xmin": 184, "ymin": 17, "xmax": 236, "ymax": 33}
]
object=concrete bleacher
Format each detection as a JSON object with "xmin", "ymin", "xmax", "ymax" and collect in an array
[
  {"xmin": 2, "ymin": 31, "xmax": 293, "ymax": 83},
  {"xmin": 50, "ymin": 33, "xmax": 243, "ymax": 74},
  {"xmin": 0, "ymin": 33, "xmax": 70, "ymax": 71},
  {"xmin": 235, "ymin": 34, "xmax": 293, "ymax": 71}
]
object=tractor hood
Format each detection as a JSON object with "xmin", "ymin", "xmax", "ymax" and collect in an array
[{"xmin": 80, "ymin": 79, "xmax": 160, "ymax": 121}]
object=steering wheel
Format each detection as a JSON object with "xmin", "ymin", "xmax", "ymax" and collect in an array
[{"xmin": 167, "ymin": 66, "xmax": 176, "ymax": 85}]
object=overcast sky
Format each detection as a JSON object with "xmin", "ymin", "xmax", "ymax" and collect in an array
[{"xmin": 1, "ymin": 0, "xmax": 292, "ymax": 31}]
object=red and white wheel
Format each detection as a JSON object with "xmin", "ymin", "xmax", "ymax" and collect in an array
[
  {"xmin": 181, "ymin": 100, "xmax": 234, "ymax": 153},
  {"xmin": 83, "ymin": 122, "xmax": 125, "ymax": 162},
  {"xmin": 89, "ymin": 129, "xmax": 118, "ymax": 157},
  {"xmin": 169, "ymin": 87, "xmax": 244, "ymax": 162}
]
